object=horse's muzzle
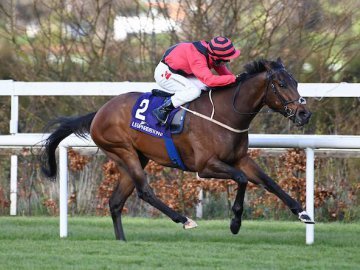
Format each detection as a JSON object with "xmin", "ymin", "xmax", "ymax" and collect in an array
[{"xmin": 294, "ymin": 109, "xmax": 312, "ymax": 126}]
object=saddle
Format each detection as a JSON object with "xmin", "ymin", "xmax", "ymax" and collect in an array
[{"xmin": 151, "ymin": 89, "xmax": 173, "ymax": 97}]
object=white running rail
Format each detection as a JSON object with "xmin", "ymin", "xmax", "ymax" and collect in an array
[{"xmin": 0, "ymin": 80, "xmax": 359, "ymax": 245}]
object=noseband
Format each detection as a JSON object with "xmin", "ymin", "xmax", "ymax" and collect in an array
[{"xmin": 232, "ymin": 68, "xmax": 306, "ymax": 117}]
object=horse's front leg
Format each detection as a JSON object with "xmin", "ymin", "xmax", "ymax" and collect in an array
[
  {"xmin": 197, "ymin": 157, "xmax": 248, "ymax": 184},
  {"xmin": 197, "ymin": 157, "xmax": 249, "ymax": 234},
  {"xmin": 238, "ymin": 156, "xmax": 315, "ymax": 224},
  {"xmin": 229, "ymin": 181, "xmax": 247, "ymax": 234}
]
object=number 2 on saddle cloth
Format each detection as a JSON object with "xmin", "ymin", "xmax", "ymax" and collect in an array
[{"xmin": 130, "ymin": 91, "xmax": 188, "ymax": 170}]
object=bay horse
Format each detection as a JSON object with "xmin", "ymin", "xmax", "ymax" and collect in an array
[{"xmin": 41, "ymin": 58, "xmax": 314, "ymax": 241}]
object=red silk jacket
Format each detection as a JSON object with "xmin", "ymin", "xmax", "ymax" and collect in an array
[{"xmin": 162, "ymin": 40, "xmax": 236, "ymax": 87}]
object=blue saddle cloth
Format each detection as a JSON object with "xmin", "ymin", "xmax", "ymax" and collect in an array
[
  {"xmin": 130, "ymin": 92, "xmax": 187, "ymax": 170},
  {"xmin": 130, "ymin": 92, "xmax": 179, "ymax": 137}
]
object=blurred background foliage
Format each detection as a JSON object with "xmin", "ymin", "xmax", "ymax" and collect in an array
[{"xmin": 0, "ymin": 0, "xmax": 359, "ymax": 220}]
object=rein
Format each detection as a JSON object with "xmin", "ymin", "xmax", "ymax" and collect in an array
[
  {"xmin": 179, "ymin": 90, "xmax": 249, "ymax": 133},
  {"xmin": 178, "ymin": 67, "xmax": 305, "ymax": 133}
]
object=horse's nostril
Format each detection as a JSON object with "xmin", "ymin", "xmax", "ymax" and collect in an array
[
  {"xmin": 298, "ymin": 110, "xmax": 306, "ymax": 118},
  {"xmin": 297, "ymin": 110, "xmax": 312, "ymax": 121}
]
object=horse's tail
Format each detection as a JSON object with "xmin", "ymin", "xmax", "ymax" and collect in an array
[{"xmin": 41, "ymin": 112, "xmax": 97, "ymax": 179}]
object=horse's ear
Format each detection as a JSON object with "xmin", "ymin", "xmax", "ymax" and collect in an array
[{"xmin": 276, "ymin": 57, "xmax": 284, "ymax": 67}]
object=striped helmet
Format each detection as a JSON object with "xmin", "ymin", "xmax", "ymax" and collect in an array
[{"xmin": 207, "ymin": 36, "xmax": 240, "ymax": 60}]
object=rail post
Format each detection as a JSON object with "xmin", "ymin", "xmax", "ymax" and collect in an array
[
  {"xmin": 306, "ymin": 147, "xmax": 315, "ymax": 245},
  {"xmin": 10, "ymin": 83, "xmax": 18, "ymax": 215},
  {"xmin": 59, "ymin": 145, "xmax": 68, "ymax": 238}
]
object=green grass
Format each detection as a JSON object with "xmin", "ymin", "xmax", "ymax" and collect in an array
[{"xmin": 0, "ymin": 217, "xmax": 359, "ymax": 270}]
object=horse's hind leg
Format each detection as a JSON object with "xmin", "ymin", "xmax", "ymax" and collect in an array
[
  {"xmin": 105, "ymin": 147, "xmax": 189, "ymax": 227},
  {"xmin": 109, "ymin": 174, "xmax": 134, "ymax": 241},
  {"xmin": 109, "ymin": 152, "xmax": 149, "ymax": 241}
]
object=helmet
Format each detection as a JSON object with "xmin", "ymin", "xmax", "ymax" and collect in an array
[{"xmin": 207, "ymin": 36, "xmax": 240, "ymax": 60}]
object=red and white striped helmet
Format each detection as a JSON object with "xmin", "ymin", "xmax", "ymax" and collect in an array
[{"xmin": 207, "ymin": 36, "xmax": 240, "ymax": 60}]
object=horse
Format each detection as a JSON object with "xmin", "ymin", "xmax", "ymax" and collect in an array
[{"xmin": 41, "ymin": 58, "xmax": 314, "ymax": 241}]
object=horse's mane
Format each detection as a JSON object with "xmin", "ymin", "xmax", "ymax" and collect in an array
[
  {"xmin": 211, "ymin": 58, "xmax": 284, "ymax": 90},
  {"xmin": 237, "ymin": 59, "xmax": 284, "ymax": 83}
]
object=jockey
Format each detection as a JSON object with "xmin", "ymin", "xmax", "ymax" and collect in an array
[{"xmin": 152, "ymin": 36, "xmax": 241, "ymax": 125}]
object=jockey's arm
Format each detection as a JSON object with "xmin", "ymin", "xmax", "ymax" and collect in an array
[{"xmin": 189, "ymin": 55, "xmax": 236, "ymax": 87}]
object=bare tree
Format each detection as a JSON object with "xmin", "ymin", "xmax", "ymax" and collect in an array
[{"xmin": 1, "ymin": 0, "xmax": 359, "ymax": 82}]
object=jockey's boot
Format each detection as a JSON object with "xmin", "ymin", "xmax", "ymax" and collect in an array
[{"xmin": 152, "ymin": 98, "xmax": 175, "ymax": 125}]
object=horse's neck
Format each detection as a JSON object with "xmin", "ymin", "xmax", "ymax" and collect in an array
[
  {"xmin": 207, "ymin": 75, "xmax": 266, "ymax": 129},
  {"xmin": 236, "ymin": 73, "xmax": 267, "ymax": 114}
]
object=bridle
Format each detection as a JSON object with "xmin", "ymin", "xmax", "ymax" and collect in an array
[
  {"xmin": 264, "ymin": 69, "xmax": 307, "ymax": 118},
  {"xmin": 232, "ymin": 68, "xmax": 306, "ymax": 118}
]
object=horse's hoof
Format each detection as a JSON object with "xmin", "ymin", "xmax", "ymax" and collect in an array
[
  {"xmin": 230, "ymin": 218, "xmax": 241, "ymax": 234},
  {"xmin": 298, "ymin": 211, "xmax": 315, "ymax": 224},
  {"xmin": 183, "ymin": 218, "xmax": 198, "ymax": 230}
]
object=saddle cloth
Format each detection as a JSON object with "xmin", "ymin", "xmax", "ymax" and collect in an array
[
  {"xmin": 130, "ymin": 91, "xmax": 187, "ymax": 138},
  {"xmin": 130, "ymin": 90, "xmax": 188, "ymax": 170}
]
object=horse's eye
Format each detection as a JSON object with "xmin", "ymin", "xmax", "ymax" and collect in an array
[
  {"xmin": 278, "ymin": 82, "xmax": 286, "ymax": 88},
  {"xmin": 299, "ymin": 97, "xmax": 307, "ymax": 105}
]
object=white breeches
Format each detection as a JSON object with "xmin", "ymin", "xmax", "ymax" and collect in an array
[{"xmin": 154, "ymin": 62, "xmax": 207, "ymax": 108}]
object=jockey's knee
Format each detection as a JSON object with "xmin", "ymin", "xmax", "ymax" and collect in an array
[
  {"xmin": 189, "ymin": 87, "xmax": 202, "ymax": 99},
  {"xmin": 173, "ymin": 87, "xmax": 201, "ymax": 107}
]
